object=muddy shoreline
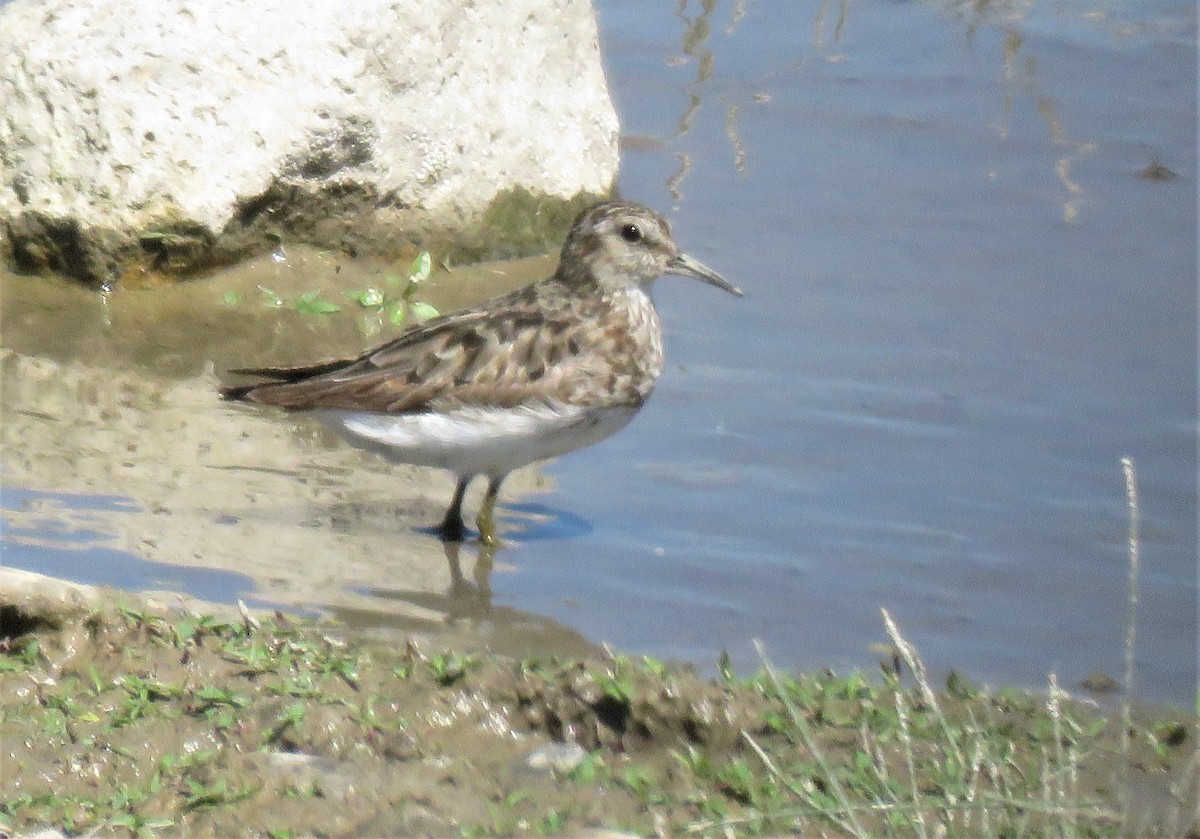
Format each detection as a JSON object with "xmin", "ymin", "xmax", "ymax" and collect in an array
[{"xmin": 2, "ymin": 571, "xmax": 1195, "ymax": 838}]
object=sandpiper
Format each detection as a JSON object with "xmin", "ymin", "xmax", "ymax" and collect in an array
[{"xmin": 221, "ymin": 200, "xmax": 742, "ymax": 544}]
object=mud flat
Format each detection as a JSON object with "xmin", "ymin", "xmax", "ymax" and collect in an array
[{"xmin": 1, "ymin": 572, "xmax": 1195, "ymax": 838}]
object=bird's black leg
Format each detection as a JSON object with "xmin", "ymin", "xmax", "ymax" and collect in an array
[
  {"xmin": 439, "ymin": 477, "xmax": 471, "ymax": 542},
  {"xmin": 476, "ymin": 474, "xmax": 506, "ymax": 547}
]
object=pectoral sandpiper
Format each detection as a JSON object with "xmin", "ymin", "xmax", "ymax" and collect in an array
[{"xmin": 221, "ymin": 200, "xmax": 742, "ymax": 544}]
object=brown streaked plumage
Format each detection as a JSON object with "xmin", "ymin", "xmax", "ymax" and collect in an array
[{"xmin": 221, "ymin": 200, "xmax": 742, "ymax": 544}]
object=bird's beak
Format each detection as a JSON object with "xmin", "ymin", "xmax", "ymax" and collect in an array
[{"xmin": 668, "ymin": 252, "xmax": 744, "ymax": 297}]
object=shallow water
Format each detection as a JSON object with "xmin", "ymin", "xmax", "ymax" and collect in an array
[{"xmin": 2, "ymin": 0, "xmax": 1196, "ymax": 705}]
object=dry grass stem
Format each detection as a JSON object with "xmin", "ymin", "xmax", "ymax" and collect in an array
[
  {"xmin": 894, "ymin": 689, "xmax": 930, "ymax": 839},
  {"xmin": 1119, "ymin": 455, "xmax": 1140, "ymax": 830},
  {"xmin": 753, "ymin": 638, "xmax": 869, "ymax": 839}
]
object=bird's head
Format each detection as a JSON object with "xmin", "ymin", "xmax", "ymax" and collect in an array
[{"xmin": 556, "ymin": 200, "xmax": 743, "ymax": 297}]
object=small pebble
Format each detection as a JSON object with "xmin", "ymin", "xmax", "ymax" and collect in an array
[{"xmin": 525, "ymin": 741, "xmax": 587, "ymax": 773}]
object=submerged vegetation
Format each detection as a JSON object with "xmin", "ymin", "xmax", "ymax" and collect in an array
[{"xmin": 221, "ymin": 250, "xmax": 439, "ymax": 327}]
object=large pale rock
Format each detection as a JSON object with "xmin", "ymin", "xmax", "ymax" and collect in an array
[{"xmin": 0, "ymin": 0, "xmax": 619, "ymax": 285}]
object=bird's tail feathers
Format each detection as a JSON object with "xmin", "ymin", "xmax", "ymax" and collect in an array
[{"xmin": 220, "ymin": 358, "xmax": 353, "ymax": 402}]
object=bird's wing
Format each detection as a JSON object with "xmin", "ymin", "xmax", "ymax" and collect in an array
[{"xmin": 221, "ymin": 284, "xmax": 608, "ymax": 413}]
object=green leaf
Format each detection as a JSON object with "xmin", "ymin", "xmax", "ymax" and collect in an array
[
  {"xmin": 503, "ymin": 790, "xmax": 531, "ymax": 809},
  {"xmin": 597, "ymin": 673, "xmax": 632, "ymax": 704},
  {"xmin": 408, "ymin": 301, "xmax": 439, "ymax": 322},
  {"xmin": 946, "ymin": 668, "xmax": 978, "ymax": 699},
  {"xmin": 87, "ymin": 663, "xmax": 104, "ymax": 694},
  {"xmin": 222, "ymin": 290, "xmax": 242, "ymax": 306},
  {"xmin": 174, "ymin": 619, "xmax": 197, "ymax": 646},
  {"xmin": 641, "ymin": 655, "xmax": 667, "ymax": 677},
  {"xmin": 408, "ymin": 250, "xmax": 432, "ymax": 283},
  {"xmin": 717, "ymin": 649, "xmax": 734, "ymax": 684},
  {"xmin": 388, "ymin": 302, "xmax": 408, "ymax": 327},
  {"xmin": 344, "ymin": 287, "xmax": 385, "ymax": 308},
  {"xmin": 281, "ymin": 702, "xmax": 306, "ymax": 725},
  {"xmin": 295, "ymin": 291, "xmax": 341, "ymax": 315},
  {"xmin": 539, "ymin": 809, "xmax": 565, "ymax": 834},
  {"xmin": 568, "ymin": 751, "xmax": 605, "ymax": 783}
]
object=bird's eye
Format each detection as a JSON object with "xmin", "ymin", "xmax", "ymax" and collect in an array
[{"xmin": 619, "ymin": 223, "xmax": 643, "ymax": 243}]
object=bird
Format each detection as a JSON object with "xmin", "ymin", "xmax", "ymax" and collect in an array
[{"xmin": 220, "ymin": 199, "xmax": 743, "ymax": 545}]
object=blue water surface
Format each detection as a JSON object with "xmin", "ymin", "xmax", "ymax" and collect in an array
[{"xmin": 501, "ymin": 0, "xmax": 1197, "ymax": 706}]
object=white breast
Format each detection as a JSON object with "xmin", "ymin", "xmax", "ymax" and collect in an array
[{"xmin": 317, "ymin": 402, "xmax": 641, "ymax": 478}]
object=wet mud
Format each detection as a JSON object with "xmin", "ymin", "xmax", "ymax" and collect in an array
[{"xmin": 2, "ymin": 576, "xmax": 1195, "ymax": 838}]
